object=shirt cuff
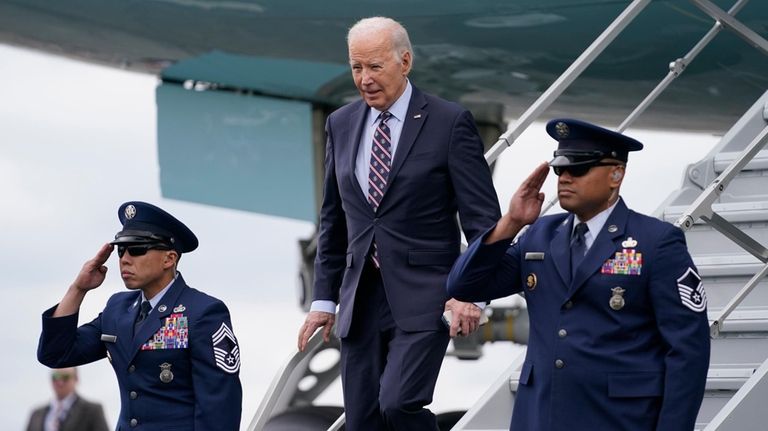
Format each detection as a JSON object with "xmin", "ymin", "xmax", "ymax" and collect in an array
[
  {"xmin": 310, "ymin": 300, "xmax": 337, "ymax": 314},
  {"xmin": 474, "ymin": 302, "xmax": 487, "ymax": 310}
]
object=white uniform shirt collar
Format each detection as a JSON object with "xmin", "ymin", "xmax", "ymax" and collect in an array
[
  {"xmin": 574, "ymin": 198, "xmax": 620, "ymax": 250},
  {"xmin": 141, "ymin": 272, "xmax": 179, "ymax": 308}
]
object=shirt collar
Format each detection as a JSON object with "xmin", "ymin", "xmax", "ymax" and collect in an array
[
  {"xmin": 574, "ymin": 198, "xmax": 620, "ymax": 238},
  {"xmin": 51, "ymin": 392, "xmax": 77, "ymax": 413},
  {"xmin": 367, "ymin": 79, "xmax": 412, "ymax": 126},
  {"xmin": 141, "ymin": 272, "xmax": 178, "ymax": 308}
]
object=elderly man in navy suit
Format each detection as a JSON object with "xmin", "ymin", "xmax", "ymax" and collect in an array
[
  {"xmin": 447, "ymin": 119, "xmax": 710, "ymax": 430},
  {"xmin": 37, "ymin": 201, "xmax": 242, "ymax": 431},
  {"xmin": 297, "ymin": 16, "xmax": 500, "ymax": 431}
]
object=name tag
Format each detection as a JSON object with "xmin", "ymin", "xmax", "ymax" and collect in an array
[
  {"xmin": 525, "ymin": 252, "xmax": 545, "ymax": 261},
  {"xmin": 101, "ymin": 334, "xmax": 117, "ymax": 343}
]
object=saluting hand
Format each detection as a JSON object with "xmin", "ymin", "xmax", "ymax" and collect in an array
[
  {"xmin": 486, "ymin": 162, "xmax": 549, "ymax": 243},
  {"xmin": 298, "ymin": 311, "xmax": 336, "ymax": 352},
  {"xmin": 53, "ymin": 243, "xmax": 114, "ymax": 318},
  {"xmin": 72, "ymin": 243, "xmax": 114, "ymax": 291}
]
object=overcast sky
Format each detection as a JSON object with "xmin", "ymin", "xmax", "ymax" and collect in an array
[{"xmin": 0, "ymin": 43, "xmax": 720, "ymax": 430}]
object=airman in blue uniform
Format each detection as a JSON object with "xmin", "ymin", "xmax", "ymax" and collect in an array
[
  {"xmin": 447, "ymin": 119, "xmax": 710, "ymax": 430},
  {"xmin": 37, "ymin": 201, "xmax": 242, "ymax": 430}
]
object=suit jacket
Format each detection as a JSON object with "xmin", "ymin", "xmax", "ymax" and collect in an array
[
  {"xmin": 37, "ymin": 273, "xmax": 242, "ymax": 431},
  {"xmin": 313, "ymin": 86, "xmax": 501, "ymax": 337},
  {"xmin": 447, "ymin": 199, "xmax": 710, "ymax": 431},
  {"xmin": 26, "ymin": 394, "xmax": 109, "ymax": 431}
]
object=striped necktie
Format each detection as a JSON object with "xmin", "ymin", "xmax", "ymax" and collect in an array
[{"xmin": 368, "ymin": 111, "xmax": 392, "ymax": 267}]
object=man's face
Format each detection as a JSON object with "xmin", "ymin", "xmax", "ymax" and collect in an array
[
  {"xmin": 348, "ymin": 33, "xmax": 411, "ymax": 111},
  {"xmin": 118, "ymin": 245, "xmax": 175, "ymax": 292},
  {"xmin": 556, "ymin": 161, "xmax": 623, "ymax": 221},
  {"xmin": 51, "ymin": 368, "xmax": 77, "ymax": 400}
]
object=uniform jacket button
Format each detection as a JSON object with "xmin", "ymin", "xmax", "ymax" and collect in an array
[
  {"xmin": 128, "ymin": 365, "xmax": 136, "ymax": 373},
  {"xmin": 564, "ymin": 301, "xmax": 573, "ymax": 309},
  {"xmin": 555, "ymin": 359, "xmax": 565, "ymax": 369},
  {"xmin": 130, "ymin": 418, "xmax": 138, "ymax": 427},
  {"xmin": 558, "ymin": 329, "xmax": 567, "ymax": 338},
  {"xmin": 130, "ymin": 391, "xmax": 137, "ymax": 399}
]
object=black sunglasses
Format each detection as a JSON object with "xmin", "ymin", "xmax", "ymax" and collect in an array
[
  {"xmin": 117, "ymin": 244, "xmax": 172, "ymax": 258},
  {"xmin": 552, "ymin": 162, "xmax": 622, "ymax": 177}
]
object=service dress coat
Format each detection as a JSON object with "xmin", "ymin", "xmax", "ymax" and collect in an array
[
  {"xmin": 314, "ymin": 86, "xmax": 501, "ymax": 337},
  {"xmin": 447, "ymin": 199, "xmax": 710, "ymax": 431},
  {"xmin": 37, "ymin": 273, "xmax": 242, "ymax": 431}
]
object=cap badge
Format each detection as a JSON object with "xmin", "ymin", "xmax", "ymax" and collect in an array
[
  {"xmin": 526, "ymin": 273, "xmax": 538, "ymax": 290},
  {"xmin": 125, "ymin": 204, "xmax": 137, "ymax": 220},
  {"xmin": 621, "ymin": 237, "xmax": 638, "ymax": 248},
  {"xmin": 609, "ymin": 287, "xmax": 625, "ymax": 310},
  {"xmin": 555, "ymin": 122, "xmax": 570, "ymax": 138},
  {"xmin": 159, "ymin": 362, "xmax": 174, "ymax": 383}
]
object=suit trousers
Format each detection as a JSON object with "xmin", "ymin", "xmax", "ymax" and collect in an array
[{"xmin": 340, "ymin": 261, "xmax": 450, "ymax": 431}]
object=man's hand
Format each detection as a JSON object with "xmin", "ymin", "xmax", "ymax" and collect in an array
[
  {"xmin": 72, "ymin": 243, "xmax": 114, "ymax": 291},
  {"xmin": 53, "ymin": 243, "xmax": 114, "ymax": 318},
  {"xmin": 298, "ymin": 311, "xmax": 336, "ymax": 352},
  {"xmin": 486, "ymin": 162, "xmax": 549, "ymax": 243},
  {"xmin": 444, "ymin": 298, "xmax": 482, "ymax": 337}
]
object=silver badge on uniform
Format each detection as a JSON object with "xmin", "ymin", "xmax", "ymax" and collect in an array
[
  {"xmin": 609, "ymin": 287, "xmax": 625, "ymax": 310},
  {"xmin": 158, "ymin": 305, "xmax": 167, "ymax": 313},
  {"xmin": 159, "ymin": 362, "xmax": 174, "ymax": 383},
  {"xmin": 173, "ymin": 304, "xmax": 186, "ymax": 313},
  {"xmin": 607, "ymin": 225, "xmax": 618, "ymax": 233},
  {"xmin": 125, "ymin": 204, "xmax": 137, "ymax": 219},
  {"xmin": 524, "ymin": 252, "xmax": 545, "ymax": 261},
  {"xmin": 212, "ymin": 323, "xmax": 240, "ymax": 374},
  {"xmin": 621, "ymin": 237, "xmax": 638, "ymax": 248}
]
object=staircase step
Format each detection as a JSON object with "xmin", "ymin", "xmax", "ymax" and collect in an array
[
  {"xmin": 714, "ymin": 150, "xmax": 768, "ymax": 173},
  {"xmin": 663, "ymin": 201, "xmax": 768, "ymax": 225},
  {"xmin": 701, "ymin": 276, "xmax": 768, "ymax": 309},
  {"xmin": 709, "ymin": 334, "xmax": 768, "ymax": 368},
  {"xmin": 693, "ymin": 254, "xmax": 764, "ymax": 277}
]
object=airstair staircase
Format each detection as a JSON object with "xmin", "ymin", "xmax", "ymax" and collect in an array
[{"xmin": 664, "ymin": 92, "xmax": 768, "ymax": 429}]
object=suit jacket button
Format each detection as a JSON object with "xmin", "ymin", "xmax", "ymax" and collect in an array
[
  {"xmin": 373, "ymin": 218, "xmax": 380, "ymax": 225},
  {"xmin": 555, "ymin": 359, "xmax": 565, "ymax": 369},
  {"xmin": 130, "ymin": 391, "xmax": 138, "ymax": 399},
  {"xmin": 128, "ymin": 365, "xmax": 136, "ymax": 373},
  {"xmin": 130, "ymin": 418, "xmax": 138, "ymax": 427}
]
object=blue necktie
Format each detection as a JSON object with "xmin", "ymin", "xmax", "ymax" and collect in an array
[
  {"xmin": 368, "ymin": 111, "xmax": 392, "ymax": 268},
  {"xmin": 570, "ymin": 223, "xmax": 589, "ymax": 278},
  {"xmin": 134, "ymin": 300, "xmax": 151, "ymax": 332}
]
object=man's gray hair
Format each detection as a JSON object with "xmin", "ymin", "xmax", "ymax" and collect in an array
[{"xmin": 347, "ymin": 17, "xmax": 413, "ymax": 63}]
